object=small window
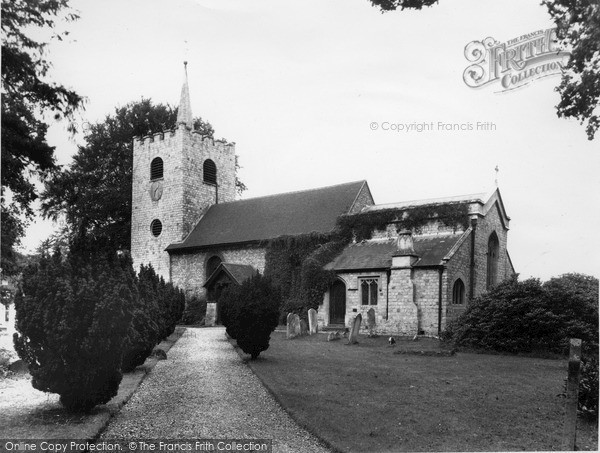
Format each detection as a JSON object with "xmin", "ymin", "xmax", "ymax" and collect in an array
[
  {"xmin": 452, "ymin": 279, "xmax": 465, "ymax": 305},
  {"xmin": 203, "ymin": 159, "xmax": 217, "ymax": 184},
  {"xmin": 151, "ymin": 157, "xmax": 163, "ymax": 180},
  {"xmin": 151, "ymin": 219, "xmax": 162, "ymax": 237},
  {"xmin": 360, "ymin": 278, "xmax": 378, "ymax": 305},
  {"xmin": 5, "ymin": 308, "xmax": 9, "ymax": 322}
]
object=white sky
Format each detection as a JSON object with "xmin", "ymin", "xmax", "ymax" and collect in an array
[{"xmin": 23, "ymin": 0, "xmax": 600, "ymax": 281}]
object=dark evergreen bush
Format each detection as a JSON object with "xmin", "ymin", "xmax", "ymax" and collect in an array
[
  {"xmin": 181, "ymin": 295, "xmax": 207, "ymax": 325},
  {"xmin": 220, "ymin": 273, "xmax": 281, "ymax": 359},
  {"xmin": 13, "ymin": 249, "xmax": 134, "ymax": 411},
  {"xmin": 579, "ymin": 354, "xmax": 599, "ymax": 420},
  {"xmin": 121, "ymin": 264, "xmax": 184, "ymax": 371}
]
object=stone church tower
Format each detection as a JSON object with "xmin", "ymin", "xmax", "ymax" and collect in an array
[{"xmin": 130, "ymin": 63, "xmax": 237, "ymax": 279}]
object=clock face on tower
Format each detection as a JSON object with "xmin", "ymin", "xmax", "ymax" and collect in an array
[{"xmin": 150, "ymin": 181, "xmax": 163, "ymax": 201}]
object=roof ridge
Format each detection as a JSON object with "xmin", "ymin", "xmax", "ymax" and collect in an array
[
  {"xmin": 215, "ymin": 180, "xmax": 368, "ymax": 206},
  {"xmin": 370, "ymin": 192, "xmax": 488, "ymax": 210}
]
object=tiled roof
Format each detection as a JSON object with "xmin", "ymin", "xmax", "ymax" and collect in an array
[
  {"xmin": 324, "ymin": 234, "xmax": 465, "ymax": 271},
  {"xmin": 204, "ymin": 263, "xmax": 256, "ymax": 287},
  {"xmin": 167, "ymin": 181, "xmax": 368, "ymax": 251}
]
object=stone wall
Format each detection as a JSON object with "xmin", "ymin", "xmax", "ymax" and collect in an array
[
  {"xmin": 445, "ymin": 229, "xmax": 472, "ymax": 322},
  {"xmin": 170, "ymin": 244, "xmax": 267, "ymax": 299},
  {"xmin": 131, "ymin": 125, "xmax": 236, "ymax": 280},
  {"xmin": 472, "ymin": 202, "xmax": 511, "ymax": 297}
]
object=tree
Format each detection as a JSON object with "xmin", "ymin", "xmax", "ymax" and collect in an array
[
  {"xmin": 369, "ymin": 0, "xmax": 600, "ymax": 140},
  {"xmin": 42, "ymin": 99, "xmax": 246, "ymax": 252},
  {"xmin": 13, "ymin": 248, "xmax": 135, "ymax": 411},
  {"xmin": 220, "ymin": 273, "xmax": 281, "ymax": 359},
  {"xmin": 1, "ymin": 0, "xmax": 84, "ymax": 275}
]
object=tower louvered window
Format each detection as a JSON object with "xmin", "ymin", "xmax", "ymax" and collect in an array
[
  {"xmin": 151, "ymin": 157, "xmax": 163, "ymax": 180},
  {"xmin": 203, "ymin": 159, "xmax": 217, "ymax": 184},
  {"xmin": 151, "ymin": 219, "xmax": 162, "ymax": 237}
]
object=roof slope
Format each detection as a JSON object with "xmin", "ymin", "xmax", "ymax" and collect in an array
[
  {"xmin": 168, "ymin": 181, "xmax": 368, "ymax": 251},
  {"xmin": 204, "ymin": 263, "xmax": 256, "ymax": 287},
  {"xmin": 325, "ymin": 235, "xmax": 464, "ymax": 271}
]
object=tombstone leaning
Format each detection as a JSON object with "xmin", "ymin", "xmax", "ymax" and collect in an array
[
  {"xmin": 308, "ymin": 308, "xmax": 318, "ymax": 335},
  {"xmin": 348, "ymin": 313, "xmax": 362, "ymax": 344}
]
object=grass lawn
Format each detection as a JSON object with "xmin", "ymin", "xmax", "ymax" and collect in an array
[{"xmin": 244, "ymin": 331, "xmax": 598, "ymax": 452}]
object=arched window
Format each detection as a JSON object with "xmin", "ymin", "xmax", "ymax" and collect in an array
[
  {"xmin": 150, "ymin": 219, "xmax": 162, "ymax": 237},
  {"xmin": 206, "ymin": 255, "xmax": 222, "ymax": 280},
  {"xmin": 203, "ymin": 159, "xmax": 217, "ymax": 184},
  {"xmin": 452, "ymin": 279, "xmax": 465, "ymax": 305},
  {"xmin": 150, "ymin": 157, "xmax": 163, "ymax": 180},
  {"xmin": 487, "ymin": 232, "xmax": 499, "ymax": 290}
]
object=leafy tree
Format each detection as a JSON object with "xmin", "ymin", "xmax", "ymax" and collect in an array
[
  {"xmin": 369, "ymin": 0, "xmax": 600, "ymax": 140},
  {"xmin": 41, "ymin": 99, "xmax": 246, "ymax": 252},
  {"xmin": 1, "ymin": 0, "xmax": 84, "ymax": 274},
  {"xmin": 13, "ymin": 248, "xmax": 135, "ymax": 412}
]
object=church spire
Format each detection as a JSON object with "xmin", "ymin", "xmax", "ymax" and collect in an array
[{"xmin": 177, "ymin": 61, "xmax": 193, "ymax": 129}]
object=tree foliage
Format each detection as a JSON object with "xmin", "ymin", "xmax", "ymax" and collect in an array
[
  {"xmin": 220, "ymin": 273, "xmax": 281, "ymax": 359},
  {"xmin": 369, "ymin": 0, "xmax": 600, "ymax": 140},
  {"xmin": 444, "ymin": 274, "xmax": 598, "ymax": 354},
  {"xmin": 13, "ymin": 248, "xmax": 135, "ymax": 411},
  {"xmin": 41, "ymin": 99, "xmax": 247, "ymax": 252},
  {"xmin": 1, "ymin": 0, "xmax": 84, "ymax": 274}
]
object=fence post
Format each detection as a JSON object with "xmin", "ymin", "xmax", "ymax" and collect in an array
[{"xmin": 562, "ymin": 338, "xmax": 582, "ymax": 451}]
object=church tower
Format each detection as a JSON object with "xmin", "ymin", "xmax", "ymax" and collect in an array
[{"xmin": 130, "ymin": 63, "xmax": 237, "ymax": 279}]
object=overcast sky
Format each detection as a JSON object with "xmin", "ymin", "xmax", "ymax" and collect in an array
[{"xmin": 25, "ymin": 0, "xmax": 600, "ymax": 280}]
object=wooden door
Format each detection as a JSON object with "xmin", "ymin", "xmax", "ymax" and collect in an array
[{"xmin": 329, "ymin": 280, "xmax": 346, "ymax": 325}]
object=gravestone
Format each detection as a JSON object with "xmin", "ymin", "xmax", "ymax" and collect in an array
[
  {"xmin": 287, "ymin": 313, "xmax": 302, "ymax": 339},
  {"xmin": 327, "ymin": 331, "xmax": 341, "ymax": 341},
  {"xmin": 366, "ymin": 308, "xmax": 376, "ymax": 337},
  {"xmin": 308, "ymin": 308, "xmax": 318, "ymax": 335},
  {"xmin": 205, "ymin": 303, "xmax": 217, "ymax": 327},
  {"xmin": 300, "ymin": 319, "xmax": 308, "ymax": 336},
  {"xmin": 348, "ymin": 313, "xmax": 362, "ymax": 344}
]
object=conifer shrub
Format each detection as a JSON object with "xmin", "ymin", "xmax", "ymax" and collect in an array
[
  {"xmin": 13, "ymin": 249, "xmax": 134, "ymax": 412},
  {"xmin": 220, "ymin": 273, "xmax": 281, "ymax": 359},
  {"xmin": 122, "ymin": 264, "xmax": 185, "ymax": 371},
  {"xmin": 181, "ymin": 295, "xmax": 207, "ymax": 325}
]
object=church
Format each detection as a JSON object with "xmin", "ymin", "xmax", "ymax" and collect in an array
[{"xmin": 130, "ymin": 66, "xmax": 515, "ymax": 335}]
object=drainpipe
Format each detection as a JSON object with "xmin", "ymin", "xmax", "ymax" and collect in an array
[
  {"xmin": 386, "ymin": 269, "xmax": 391, "ymax": 320},
  {"xmin": 215, "ymin": 183, "xmax": 219, "ymax": 204},
  {"xmin": 438, "ymin": 267, "xmax": 444, "ymax": 336},
  {"xmin": 469, "ymin": 218, "xmax": 477, "ymax": 300}
]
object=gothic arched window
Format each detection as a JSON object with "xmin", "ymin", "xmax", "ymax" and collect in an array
[
  {"xmin": 150, "ymin": 157, "xmax": 163, "ymax": 180},
  {"xmin": 452, "ymin": 279, "xmax": 465, "ymax": 305},
  {"xmin": 203, "ymin": 159, "xmax": 217, "ymax": 184},
  {"xmin": 486, "ymin": 232, "xmax": 500, "ymax": 290}
]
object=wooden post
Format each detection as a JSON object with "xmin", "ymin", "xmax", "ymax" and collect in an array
[{"xmin": 562, "ymin": 338, "xmax": 582, "ymax": 451}]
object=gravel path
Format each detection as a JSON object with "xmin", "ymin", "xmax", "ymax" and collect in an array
[{"xmin": 100, "ymin": 327, "xmax": 331, "ymax": 453}]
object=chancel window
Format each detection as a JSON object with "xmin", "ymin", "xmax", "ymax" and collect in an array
[
  {"xmin": 360, "ymin": 278, "xmax": 378, "ymax": 305},
  {"xmin": 487, "ymin": 232, "xmax": 500, "ymax": 290},
  {"xmin": 452, "ymin": 279, "xmax": 465, "ymax": 305}
]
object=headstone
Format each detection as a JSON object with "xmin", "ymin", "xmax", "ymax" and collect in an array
[
  {"xmin": 348, "ymin": 313, "xmax": 362, "ymax": 344},
  {"xmin": 300, "ymin": 319, "xmax": 308, "ymax": 335},
  {"xmin": 308, "ymin": 308, "xmax": 318, "ymax": 335},
  {"xmin": 327, "ymin": 331, "xmax": 341, "ymax": 341},
  {"xmin": 205, "ymin": 302, "xmax": 217, "ymax": 327},
  {"xmin": 287, "ymin": 313, "xmax": 302, "ymax": 339},
  {"xmin": 366, "ymin": 308, "xmax": 376, "ymax": 336}
]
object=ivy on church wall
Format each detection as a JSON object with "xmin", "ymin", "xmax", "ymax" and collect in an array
[
  {"xmin": 337, "ymin": 202, "xmax": 471, "ymax": 242},
  {"xmin": 264, "ymin": 202, "xmax": 471, "ymax": 320}
]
